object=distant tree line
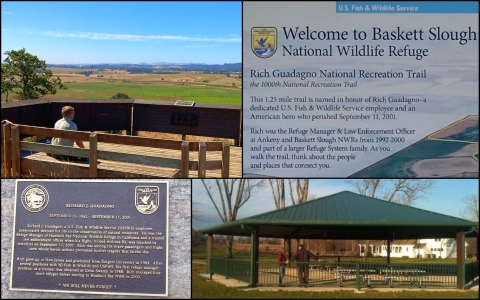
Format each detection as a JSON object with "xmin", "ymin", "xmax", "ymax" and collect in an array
[
  {"xmin": 46, "ymin": 62, "xmax": 241, "ymax": 73},
  {"xmin": 77, "ymin": 70, "xmax": 94, "ymax": 77},
  {"xmin": 125, "ymin": 67, "xmax": 180, "ymax": 74}
]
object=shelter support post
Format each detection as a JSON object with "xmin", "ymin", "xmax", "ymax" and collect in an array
[
  {"xmin": 387, "ymin": 240, "xmax": 391, "ymax": 264},
  {"xmin": 250, "ymin": 226, "xmax": 259, "ymax": 287},
  {"xmin": 456, "ymin": 231, "xmax": 464, "ymax": 289},
  {"xmin": 207, "ymin": 234, "xmax": 213, "ymax": 276},
  {"xmin": 286, "ymin": 239, "xmax": 291, "ymax": 261},
  {"xmin": 457, "ymin": 227, "xmax": 476, "ymax": 289}
]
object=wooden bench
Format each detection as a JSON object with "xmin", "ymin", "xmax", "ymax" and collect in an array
[{"xmin": 2, "ymin": 121, "xmax": 230, "ymax": 178}]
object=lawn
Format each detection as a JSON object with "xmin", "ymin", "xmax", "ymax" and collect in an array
[{"xmin": 192, "ymin": 263, "xmax": 478, "ymax": 299}]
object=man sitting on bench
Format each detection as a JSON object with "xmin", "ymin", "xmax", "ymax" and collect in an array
[{"xmin": 48, "ymin": 106, "xmax": 87, "ymax": 162}]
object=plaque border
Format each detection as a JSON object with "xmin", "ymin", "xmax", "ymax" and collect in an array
[{"xmin": 10, "ymin": 179, "xmax": 170, "ymax": 297}]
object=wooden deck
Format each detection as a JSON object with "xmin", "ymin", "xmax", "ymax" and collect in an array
[{"xmin": 19, "ymin": 141, "xmax": 242, "ymax": 178}]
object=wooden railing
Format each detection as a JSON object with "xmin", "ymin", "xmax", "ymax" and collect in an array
[{"xmin": 1, "ymin": 120, "xmax": 230, "ymax": 178}]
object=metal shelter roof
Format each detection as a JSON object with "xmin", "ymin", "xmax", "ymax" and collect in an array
[{"xmin": 198, "ymin": 191, "xmax": 478, "ymax": 240}]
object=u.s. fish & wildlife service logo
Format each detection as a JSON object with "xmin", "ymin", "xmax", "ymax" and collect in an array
[
  {"xmin": 252, "ymin": 27, "xmax": 277, "ymax": 58},
  {"xmin": 135, "ymin": 186, "xmax": 159, "ymax": 214},
  {"xmin": 21, "ymin": 185, "xmax": 49, "ymax": 212}
]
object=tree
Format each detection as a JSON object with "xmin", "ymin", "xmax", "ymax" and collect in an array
[
  {"xmin": 346, "ymin": 179, "xmax": 436, "ymax": 260},
  {"xmin": 268, "ymin": 179, "xmax": 286, "ymax": 210},
  {"xmin": 459, "ymin": 194, "xmax": 479, "ymax": 222},
  {"xmin": 192, "ymin": 229, "xmax": 205, "ymax": 246},
  {"xmin": 288, "ymin": 179, "xmax": 309, "ymax": 246},
  {"xmin": 1, "ymin": 48, "xmax": 66, "ymax": 100},
  {"xmin": 201, "ymin": 179, "xmax": 266, "ymax": 257},
  {"xmin": 458, "ymin": 194, "xmax": 478, "ymax": 259},
  {"xmin": 268, "ymin": 179, "xmax": 287, "ymax": 254},
  {"xmin": 288, "ymin": 179, "xmax": 309, "ymax": 205},
  {"xmin": 111, "ymin": 93, "xmax": 131, "ymax": 99},
  {"xmin": 1, "ymin": 64, "xmax": 14, "ymax": 102},
  {"xmin": 192, "ymin": 202, "xmax": 203, "ymax": 221}
]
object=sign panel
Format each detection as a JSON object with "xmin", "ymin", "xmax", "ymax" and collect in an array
[
  {"xmin": 10, "ymin": 180, "xmax": 169, "ymax": 297},
  {"xmin": 175, "ymin": 100, "xmax": 195, "ymax": 107},
  {"xmin": 243, "ymin": 1, "xmax": 479, "ymax": 178}
]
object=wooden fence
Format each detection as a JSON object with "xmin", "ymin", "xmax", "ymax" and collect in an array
[
  {"xmin": 1, "ymin": 120, "xmax": 229, "ymax": 178},
  {"xmin": 1, "ymin": 99, "xmax": 242, "ymax": 145}
]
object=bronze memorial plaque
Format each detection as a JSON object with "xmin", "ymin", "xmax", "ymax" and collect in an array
[{"xmin": 10, "ymin": 180, "xmax": 168, "ymax": 297}]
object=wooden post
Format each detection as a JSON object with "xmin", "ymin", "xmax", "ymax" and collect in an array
[
  {"xmin": 221, "ymin": 142, "xmax": 230, "ymax": 178},
  {"xmin": 181, "ymin": 141, "xmax": 189, "ymax": 178},
  {"xmin": 2, "ymin": 122, "xmax": 12, "ymax": 177},
  {"xmin": 89, "ymin": 133, "xmax": 97, "ymax": 178},
  {"xmin": 198, "ymin": 142, "xmax": 206, "ymax": 178},
  {"xmin": 11, "ymin": 125, "xmax": 20, "ymax": 178}
]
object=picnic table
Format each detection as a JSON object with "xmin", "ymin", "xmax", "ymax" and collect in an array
[
  {"xmin": 380, "ymin": 268, "xmax": 426, "ymax": 286},
  {"xmin": 308, "ymin": 261, "xmax": 336, "ymax": 272},
  {"xmin": 335, "ymin": 267, "xmax": 376, "ymax": 286}
]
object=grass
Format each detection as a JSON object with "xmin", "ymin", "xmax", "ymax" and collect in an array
[
  {"xmin": 192, "ymin": 263, "xmax": 478, "ymax": 299},
  {"xmin": 1, "ymin": 68, "xmax": 242, "ymax": 105},
  {"xmin": 45, "ymin": 81, "xmax": 241, "ymax": 105}
]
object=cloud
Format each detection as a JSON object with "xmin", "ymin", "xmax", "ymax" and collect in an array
[
  {"xmin": 44, "ymin": 31, "xmax": 241, "ymax": 43},
  {"xmin": 1, "ymin": 11, "xmax": 12, "ymax": 14}
]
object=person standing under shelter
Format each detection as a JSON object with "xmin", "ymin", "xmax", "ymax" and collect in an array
[
  {"xmin": 50, "ymin": 106, "xmax": 86, "ymax": 161},
  {"xmin": 278, "ymin": 249, "xmax": 288, "ymax": 285},
  {"xmin": 291, "ymin": 244, "xmax": 316, "ymax": 286}
]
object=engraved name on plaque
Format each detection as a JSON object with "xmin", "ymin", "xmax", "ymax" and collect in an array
[{"xmin": 10, "ymin": 180, "xmax": 168, "ymax": 297}]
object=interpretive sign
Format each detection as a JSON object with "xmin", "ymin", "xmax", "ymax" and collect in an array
[
  {"xmin": 10, "ymin": 180, "xmax": 169, "ymax": 297},
  {"xmin": 243, "ymin": 1, "xmax": 478, "ymax": 178},
  {"xmin": 175, "ymin": 100, "xmax": 195, "ymax": 107}
]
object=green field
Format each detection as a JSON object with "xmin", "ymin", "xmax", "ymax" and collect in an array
[
  {"xmin": 44, "ymin": 81, "xmax": 241, "ymax": 105},
  {"xmin": 1, "ymin": 68, "xmax": 242, "ymax": 105},
  {"xmin": 192, "ymin": 263, "xmax": 478, "ymax": 299}
]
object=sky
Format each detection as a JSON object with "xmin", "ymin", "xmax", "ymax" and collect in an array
[
  {"xmin": 192, "ymin": 179, "xmax": 479, "ymax": 229},
  {"xmin": 1, "ymin": 1, "xmax": 241, "ymax": 64}
]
